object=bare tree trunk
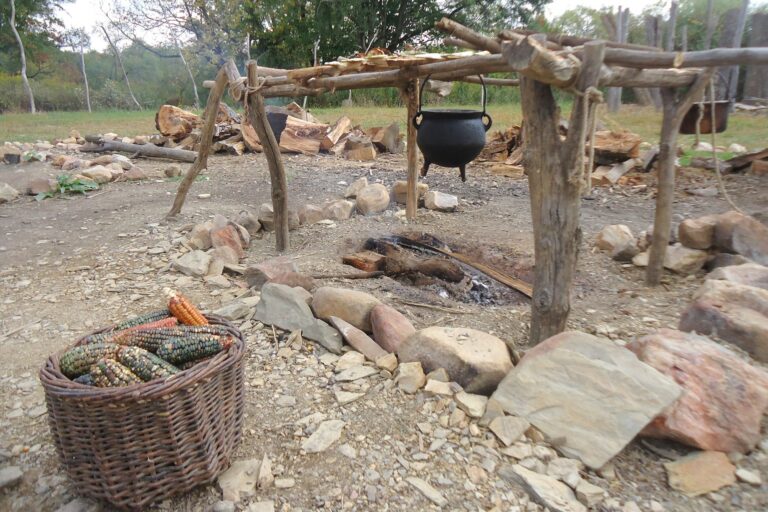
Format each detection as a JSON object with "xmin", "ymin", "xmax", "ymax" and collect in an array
[
  {"xmin": 726, "ymin": 0, "xmax": 750, "ymax": 104},
  {"xmin": 646, "ymin": 70, "xmax": 716, "ymax": 285},
  {"xmin": 606, "ymin": 8, "xmax": 622, "ymax": 112},
  {"xmin": 665, "ymin": 1, "xmax": 678, "ymax": 52},
  {"xmin": 401, "ymin": 79, "xmax": 420, "ymax": 220},
  {"xmin": 703, "ymin": 0, "xmax": 716, "ymax": 50},
  {"xmin": 681, "ymin": 25, "xmax": 688, "ymax": 53},
  {"xmin": 524, "ymin": 40, "xmax": 605, "ymax": 344},
  {"xmin": 9, "ymin": 0, "xmax": 35, "ymax": 113},
  {"xmin": 744, "ymin": 13, "xmax": 768, "ymax": 102},
  {"xmin": 80, "ymin": 45, "xmax": 91, "ymax": 112},
  {"xmin": 101, "ymin": 25, "xmax": 142, "ymax": 110},
  {"xmin": 645, "ymin": 15, "xmax": 662, "ymax": 109},
  {"xmin": 177, "ymin": 44, "xmax": 200, "ymax": 109}
]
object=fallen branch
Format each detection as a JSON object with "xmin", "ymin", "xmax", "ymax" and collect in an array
[
  {"xmin": 311, "ymin": 271, "xmax": 385, "ymax": 280},
  {"xmin": 82, "ymin": 136, "xmax": 197, "ymax": 162}
]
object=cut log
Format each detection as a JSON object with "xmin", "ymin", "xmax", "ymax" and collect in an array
[
  {"xmin": 590, "ymin": 130, "xmax": 642, "ymax": 165},
  {"xmin": 285, "ymin": 101, "xmax": 319, "ymax": 123},
  {"xmin": 155, "ymin": 105, "xmax": 201, "ymax": 139},
  {"xmin": 279, "ymin": 128, "xmax": 321, "ymax": 154},
  {"xmin": 345, "ymin": 146, "xmax": 377, "ymax": 161},
  {"xmin": 241, "ymin": 120, "xmax": 263, "ymax": 152},
  {"xmin": 81, "ymin": 136, "xmax": 197, "ymax": 162},
  {"xmin": 342, "ymin": 251, "xmax": 386, "ymax": 272},
  {"xmin": 380, "ymin": 244, "xmax": 465, "ymax": 283},
  {"xmin": 213, "ymin": 134, "xmax": 246, "ymax": 155},
  {"xmin": 345, "ymin": 134, "xmax": 373, "ymax": 150},
  {"xmin": 372, "ymin": 122, "xmax": 403, "ymax": 153},
  {"xmin": 725, "ymin": 148, "xmax": 768, "ymax": 171},
  {"xmin": 321, "ymin": 116, "xmax": 352, "ymax": 150}
]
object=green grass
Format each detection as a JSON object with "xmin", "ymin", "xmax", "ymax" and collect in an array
[{"xmin": 2, "ymin": 104, "xmax": 765, "ymax": 152}]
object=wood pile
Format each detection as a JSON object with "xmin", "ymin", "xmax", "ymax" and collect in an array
[{"xmin": 147, "ymin": 102, "xmax": 403, "ymax": 161}]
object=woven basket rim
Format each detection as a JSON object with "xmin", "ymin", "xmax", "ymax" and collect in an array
[{"xmin": 39, "ymin": 314, "xmax": 244, "ymax": 402}]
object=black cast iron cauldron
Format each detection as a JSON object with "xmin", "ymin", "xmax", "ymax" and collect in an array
[{"xmin": 412, "ymin": 75, "xmax": 492, "ymax": 182}]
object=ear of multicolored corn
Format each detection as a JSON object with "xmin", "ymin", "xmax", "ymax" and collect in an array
[
  {"xmin": 156, "ymin": 335, "xmax": 233, "ymax": 364},
  {"xmin": 102, "ymin": 325, "xmax": 231, "ymax": 353},
  {"xmin": 60, "ymin": 343, "xmax": 120, "ymax": 378},
  {"xmin": 90, "ymin": 359, "xmax": 143, "ymax": 387},
  {"xmin": 110, "ymin": 309, "xmax": 172, "ymax": 331},
  {"xmin": 117, "ymin": 346, "xmax": 180, "ymax": 381},
  {"xmin": 165, "ymin": 289, "xmax": 209, "ymax": 326},
  {"xmin": 83, "ymin": 317, "xmax": 179, "ymax": 345}
]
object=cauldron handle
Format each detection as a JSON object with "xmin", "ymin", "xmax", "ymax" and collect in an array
[
  {"xmin": 413, "ymin": 75, "xmax": 433, "ymax": 130},
  {"xmin": 478, "ymin": 75, "xmax": 492, "ymax": 131}
]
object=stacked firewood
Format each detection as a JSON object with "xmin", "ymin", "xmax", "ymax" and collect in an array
[{"xmin": 152, "ymin": 102, "xmax": 403, "ymax": 161}]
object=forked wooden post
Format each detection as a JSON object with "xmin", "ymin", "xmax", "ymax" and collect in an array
[
  {"xmin": 646, "ymin": 69, "xmax": 715, "ymax": 284},
  {"xmin": 246, "ymin": 61, "xmax": 290, "ymax": 252},
  {"xmin": 523, "ymin": 40, "xmax": 605, "ymax": 344},
  {"xmin": 401, "ymin": 79, "xmax": 420, "ymax": 220},
  {"xmin": 167, "ymin": 67, "xmax": 228, "ymax": 218}
]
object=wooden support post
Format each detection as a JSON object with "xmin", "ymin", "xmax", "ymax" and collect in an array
[
  {"xmin": 401, "ymin": 79, "xmax": 420, "ymax": 220},
  {"xmin": 167, "ymin": 67, "xmax": 228, "ymax": 218},
  {"xmin": 646, "ymin": 69, "xmax": 715, "ymax": 285},
  {"xmin": 524, "ymin": 41, "xmax": 605, "ymax": 344},
  {"xmin": 246, "ymin": 61, "xmax": 290, "ymax": 252}
]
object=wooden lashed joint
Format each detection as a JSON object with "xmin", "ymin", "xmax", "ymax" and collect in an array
[{"xmin": 501, "ymin": 35, "xmax": 580, "ymax": 88}]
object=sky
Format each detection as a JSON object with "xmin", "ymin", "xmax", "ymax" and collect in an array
[{"xmin": 59, "ymin": 0, "xmax": 665, "ymax": 51}]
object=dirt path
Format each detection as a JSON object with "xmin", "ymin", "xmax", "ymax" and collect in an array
[{"xmin": 0, "ymin": 152, "xmax": 766, "ymax": 511}]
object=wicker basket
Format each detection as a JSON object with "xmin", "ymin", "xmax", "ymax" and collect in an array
[{"xmin": 39, "ymin": 314, "xmax": 245, "ymax": 511}]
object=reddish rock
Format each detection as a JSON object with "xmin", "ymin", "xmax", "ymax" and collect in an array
[
  {"xmin": 664, "ymin": 451, "xmax": 736, "ymax": 497},
  {"xmin": 244, "ymin": 257, "xmax": 298, "ymax": 288},
  {"xmin": 298, "ymin": 204, "xmax": 326, "ymax": 225},
  {"xmin": 678, "ymin": 215, "xmax": 717, "ymax": 250},
  {"xmin": 210, "ymin": 224, "xmax": 245, "ymax": 259},
  {"xmin": 370, "ymin": 304, "xmax": 415, "ymax": 352},
  {"xmin": 628, "ymin": 328, "xmax": 768, "ymax": 453},
  {"xmin": 707, "ymin": 262, "xmax": 768, "ymax": 290},
  {"xmin": 123, "ymin": 167, "xmax": 147, "ymax": 181},
  {"xmin": 247, "ymin": 269, "xmax": 314, "ymax": 291},
  {"xmin": 679, "ymin": 279, "xmax": 768, "ymax": 362},
  {"xmin": 210, "ymin": 246, "xmax": 240, "ymax": 265},
  {"xmin": 329, "ymin": 316, "xmax": 388, "ymax": 361},
  {"xmin": 311, "ymin": 287, "xmax": 381, "ymax": 332},
  {"xmin": 714, "ymin": 211, "xmax": 768, "ymax": 265}
]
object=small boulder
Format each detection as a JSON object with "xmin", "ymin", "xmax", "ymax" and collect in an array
[
  {"xmin": 610, "ymin": 239, "xmax": 640, "ymax": 262},
  {"xmin": 164, "ymin": 164, "xmax": 182, "ymax": 177},
  {"xmin": 258, "ymin": 203, "xmax": 300, "ymax": 232},
  {"xmin": 489, "ymin": 415, "xmax": 530, "ymax": 446},
  {"xmin": 124, "ymin": 167, "xmax": 147, "ymax": 181},
  {"xmin": 298, "ymin": 204, "xmax": 326, "ymax": 225},
  {"xmin": 664, "ymin": 451, "xmax": 735, "ymax": 497},
  {"xmin": 218, "ymin": 459, "xmax": 260, "ymax": 503},
  {"xmin": 678, "ymin": 215, "xmax": 717, "ymax": 250},
  {"xmin": 0, "ymin": 183, "xmax": 19, "ymax": 203},
  {"xmin": 713, "ymin": 211, "xmax": 768, "ymax": 265},
  {"xmin": 210, "ymin": 246, "xmax": 241, "ymax": 266},
  {"xmin": 397, "ymin": 326, "xmax": 512, "ymax": 395},
  {"xmin": 211, "ymin": 224, "xmax": 246, "ymax": 260},
  {"xmin": 323, "ymin": 199, "xmax": 355, "ymax": 221},
  {"xmin": 632, "ymin": 251, "xmax": 649, "ymax": 267},
  {"xmin": 425, "ymin": 191, "xmax": 458, "ymax": 212},
  {"xmin": 491, "ymin": 331, "xmax": 681, "ymax": 469},
  {"xmin": 311, "ymin": 287, "xmax": 381, "ymax": 332},
  {"xmin": 26, "ymin": 177, "xmax": 58, "ymax": 196},
  {"xmin": 628, "ymin": 328, "xmax": 768, "ymax": 453},
  {"xmin": 188, "ymin": 222, "xmax": 213, "ymax": 250},
  {"xmin": 172, "ymin": 250, "xmax": 212, "ymax": 277},
  {"xmin": 395, "ymin": 361, "xmax": 426, "ymax": 393},
  {"xmin": 344, "ymin": 177, "xmax": 368, "ymax": 198},
  {"xmin": 370, "ymin": 304, "xmax": 415, "ymax": 352},
  {"xmin": 329, "ymin": 316, "xmax": 388, "ymax": 362},
  {"xmin": 81, "ymin": 165, "xmax": 113, "ymax": 184},
  {"xmin": 236, "ymin": 211, "xmax": 261, "ymax": 235},
  {"xmin": 707, "ymin": 262, "xmax": 768, "ymax": 290},
  {"xmin": 244, "ymin": 257, "xmax": 300, "ymax": 288},
  {"xmin": 704, "ymin": 253, "xmax": 752, "ymax": 271},
  {"xmin": 679, "ymin": 279, "xmax": 768, "ymax": 362},
  {"xmin": 596, "ymin": 224, "xmax": 634, "ymax": 252},
  {"xmin": 663, "ymin": 243, "xmax": 708, "ymax": 274},
  {"xmin": 392, "ymin": 180, "xmax": 429, "ymax": 204},
  {"xmin": 455, "ymin": 391, "xmax": 488, "ymax": 418},
  {"xmin": 0, "ymin": 466, "xmax": 23, "ymax": 489},
  {"xmin": 356, "ymin": 184, "xmax": 390, "ymax": 215},
  {"xmin": 499, "ymin": 465, "xmax": 586, "ymax": 512}
]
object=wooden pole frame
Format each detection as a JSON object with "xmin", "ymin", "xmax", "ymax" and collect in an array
[{"xmin": 400, "ymin": 79, "xmax": 421, "ymax": 220}]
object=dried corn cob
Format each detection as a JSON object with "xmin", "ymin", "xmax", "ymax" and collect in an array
[
  {"xmin": 110, "ymin": 309, "xmax": 172, "ymax": 331},
  {"xmin": 60, "ymin": 343, "xmax": 120, "ymax": 378},
  {"xmin": 166, "ymin": 289, "xmax": 208, "ymax": 326},
  {"xmin": 90, "ymin": 358, "xmax": 143, "ymax": 387},
  {"xmin": 107, "ymin": 325, "xmax": 231, "ymax": 353},
  {"xmin": 73, "ymin": 373, "xmax": 95, "ymax": 386},
  {"xmin": 83, "ymin": 317, "xmax": 179, "ymax": 345},
  {"xmin": 117, "ymin": 346, "xmax": 180, "ymax": 381},
  {"xmin": 156, "ymin": 335, "xmax": 233, "ymax": 364}
]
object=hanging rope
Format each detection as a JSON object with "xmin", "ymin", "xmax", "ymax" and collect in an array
[{"xmin": 707, "ymin": 78, "xmax": 743, "ymax": 213}]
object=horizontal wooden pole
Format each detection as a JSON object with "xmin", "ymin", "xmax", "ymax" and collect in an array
[
  {"xmin": 600, "ymin": 46, "xmax": 768, "ymax": 68},
  {"xmin": 503, "ymin": 29, "xmax": 661, "ymax": 52},
  {"xmin": 436, "ymin": 17, "xmax": 502, "ymax": 53},
  {"xmin": 598, "ymin": 65, "xmax": 700, "ymax": 87}
]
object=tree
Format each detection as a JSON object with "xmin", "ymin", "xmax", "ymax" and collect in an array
[
  {"xmin": 100, "ymin": 25, "xmax": 142, "ymax": 109},
  {"xmin": 9, "ymin": 0, "xmax": 35, "ymax": 112},
  {"xmin": 63, "ymin": 28, "xmax": 91, "ymax": 111}
]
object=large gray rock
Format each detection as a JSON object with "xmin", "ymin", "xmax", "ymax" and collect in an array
[
  {"xmin": 714, "ymin": 210, "xmax": 768, "ymax": 265},
  {"xmin": 0, "ymin": 182, "xmax": 19, "ymax": 203},
  {"xmin": 355, "ymin": 184, "xmax": 390, "ymax": 215},
  {"xmin": 678, "ymin": 215, "xmax": 718, "ymax": 250},
  {"xmin": 218, "ymin": 459, "xmax": 260, "ymax": 503},
  {"xmin": 344, "ymin": 177, "xmax": 368, "ymax": 198},
  {"xmin": 172, "ymin": 250, "xmax": 211, "ymax": 277},
  {"xmin": 298, "ymin": 204, "xmax": 326, "ymax": 225},
  {"xmin": 0, "ymin": 466, "xmax": 22, "ymax": 489},
  {"xmin": 595, "ymin": 224, "xmax": 634, "ymax": 252},
  {"xmin": 679, "ymin": 279, "xmax": 768, "ymax": 362},
  {"xmin": 311, "ymin": 287, "xmax": 381, "ymax": 332},
  {"xmin": 424, "ymin": 191, "xmax": 458, "ymax": 212},
  {"xmin": 254, "ymin": 283, "xmax": 342, "ymax": 354},
  {"xmin": 491, "ymin": 331, "xmax": 681, "ymax": 469},
  {"xmin": 322, "ymin": 199, "xmax": 355, "ymax": 221},
  {"xmin": 397, "ymin": 327, "xmax": 513, "ymax": 395},
  {"xmin": 707, "ymin": 262, "xmax": 768, "ymax": 290},
  {"xmin": 663, "ymin": 243, "xmax": 708, "ymax": 274},
  {"xmin": 499, "ymin": 464, "xmax": 586, "ymax": 512},
  {"xmin": 302, "ymin": 419, "xmax": 345, "ymax": 453},
  {"xmin": 258, "ymin": 203, "xmax": 300, "ymax": 231}
]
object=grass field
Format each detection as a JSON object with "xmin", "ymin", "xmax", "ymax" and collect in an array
[{"xmin": 2, "ymin": 104, "xmax": 765, "ymax": 152}]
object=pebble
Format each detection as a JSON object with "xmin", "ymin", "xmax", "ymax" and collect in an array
[
  {"xmin": 735, "ymin": 468, "xmax": 762, "ymax": 485},
  {"xmin": 406, "ymin": 476, "xmax": 448, "ymax": 507},
  {"xmin": 275, "ymin": 477, "xmax": 295, "ymax": 488},
  {"xmin": 0, "ymin": 466, "xmax": 23, "ymax": 489}
]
